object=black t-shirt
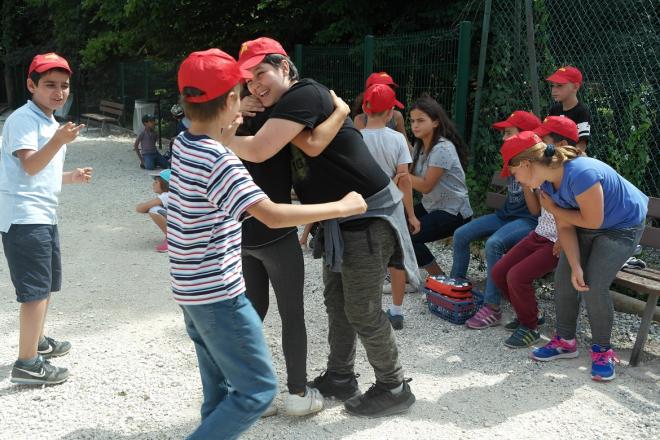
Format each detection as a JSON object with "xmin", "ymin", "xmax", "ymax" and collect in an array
[
  {"xmin": 547, "ymin": 101, "xmax": 591, "ymax": 144},
  {"xmin": 239, "ymin": 107, "xmax": 296, "ymax": 248},
  {"xmin": 268, "ymin": 78, "xmax": 389, "ymax": 204}
]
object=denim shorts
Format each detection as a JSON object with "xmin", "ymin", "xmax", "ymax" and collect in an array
[{"xmin": 1, "ymin": 224, "xmax": 62, "ymax": 303}]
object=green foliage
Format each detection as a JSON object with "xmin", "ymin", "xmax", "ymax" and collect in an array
[{"xmin": 604, "ymin": 83, "xmax": 654, "ymax": 189}]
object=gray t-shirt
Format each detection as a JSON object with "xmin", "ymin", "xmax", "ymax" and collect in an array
[
  {"xmin": 413, "ymin": 138, "xmax": 472, "ymax": 218},
  {"xmin": 361, "ymin": 127, "xmax": 411, "ymax": 178},
  {"xmin": 137, "ymin": 128, "xmax": 158, "ymax": 154}
]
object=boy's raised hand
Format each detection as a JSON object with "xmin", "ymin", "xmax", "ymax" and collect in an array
[
  {"xmin": 339, "ymin": 191, "xmax": 368, "ymax": 217},
  {"xmin": 72, "ymin": 167, "xmax": 93, "ymax": 184},
  {"xmin": 220, "ymin": 112, "xmax": 243, "ymax": 145},
  {"xmin": 54, "ymin": 122, "xmax": 85, "ymax": 145},
  {"xmin": 329, "ymin": 90, "xmax": 350, "ymax": 117}
]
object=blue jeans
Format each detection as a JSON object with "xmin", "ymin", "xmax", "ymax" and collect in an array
[
  {"xmin": 181, "ymin": 294, "xmax": 277, "ymax": 440},
  {"xmin": 143, "ymin": 152, "xmax": 169, "ymax": 170},
  {"xmin": 450, "ymin": 213, "xmax": 537, "ymax": 305}
]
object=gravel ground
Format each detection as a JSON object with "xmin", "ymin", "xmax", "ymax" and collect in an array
[{"xmin": 0, "ymin": 131, "xmax": 658, "ymax": 440}]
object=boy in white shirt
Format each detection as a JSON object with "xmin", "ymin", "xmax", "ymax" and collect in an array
[{"xmin": 360, "ymin": 83, "xmax": 420, "ymax": 329}]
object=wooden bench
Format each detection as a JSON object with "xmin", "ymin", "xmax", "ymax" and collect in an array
[
  {"xmin": 612, "ymin": 196, "xmax": 660, "ymax": 366},
  {"xmin": 81, "ymin": 100, "xmax": 124, "ymax": 134}
]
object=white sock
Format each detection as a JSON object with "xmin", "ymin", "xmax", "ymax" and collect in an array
[
  {"xmin": 389, "ymin": 383, "xmax": 404, "ymax": 394},
  {"xmin": 389, "ymin": 304, "xmax": 403, "ymax": 316}
]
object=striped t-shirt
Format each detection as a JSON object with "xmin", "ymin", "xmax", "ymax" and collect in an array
[{"xmin": 167, "ymin": 131, "xmax": 267, "ymax": 305}]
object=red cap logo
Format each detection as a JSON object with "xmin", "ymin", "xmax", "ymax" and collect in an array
[
  {"xmin": 492, "ymin": 110, "xmax": 542, "ymax": 131},
  {"xmin": 28, "ymin": 52, "xmax": 72, "ymax": 76},
  {"xmin": 533, "ymin": 115, "xmax": 579, "ymax": 142},
  {"xmin": 499, "ymin": 131, "xmax": 543, "ymax": 177},
  {"xmin": 237, "ymin": 37, "xmax": 288, "ymax": 74},
  {"xmin": 178, "ymin": 49, "xmax": 248, "ymax": 103},
  {"xmin": 362, "ymin": 84, "xmax": 404, "ymax": 114}
]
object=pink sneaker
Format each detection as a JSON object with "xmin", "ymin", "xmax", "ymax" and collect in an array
[
  {"xmin": 156, "ymin": 239, "xmax": 168, "ymax": 253},
  {"xmin": 465, "ymin": 305, "xmax": 502, "ymax": 329}
]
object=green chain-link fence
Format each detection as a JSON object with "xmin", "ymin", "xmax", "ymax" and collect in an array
[
  {"xmin": 296, "ymin": 24, "xmax": 472, "ymax": 137},
  {"xmin": 471, "ymin": 0, "xmax": 659, "ymax": 201}
]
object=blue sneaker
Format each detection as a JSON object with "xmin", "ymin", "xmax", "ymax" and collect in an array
[
  {"xmin": 530, "ymin": 335, "xmax": 578, "ymax": 361},
  {"xmin": 590, "ymin": 345, "xmax": 619, "ymax": 382}
]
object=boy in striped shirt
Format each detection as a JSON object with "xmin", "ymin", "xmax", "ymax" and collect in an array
[{"xmin": 171, "ymin": 49, "xmax": 367, "ymax": 440}]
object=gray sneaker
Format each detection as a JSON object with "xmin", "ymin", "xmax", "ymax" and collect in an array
[
  {"xmin": 38, "ymin": 336, "xmax": 71, "ymax": 359},
  {"xmin": 11, "ymin": 355, "xmax": 69, "ymax": 385}
]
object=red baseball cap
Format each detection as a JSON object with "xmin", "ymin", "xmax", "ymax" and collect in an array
[
  {"xmin": 499, "ymin": 131, "xmax": 543, "ymax": 177},
  {"xmin": 365, "ymin": 72, "xmax": 398, "ymax": 89},
  {"xmin": 237, "ymin": 37, "xmax": 288, "ymax": 73},
  {"xmin": 533, "ymin": 116, "xmax": 578, "ymax": 143},
  {"xmin": 178, "ymin": 49, "xmax": 247, "ymax": 103},
  {"xmin": 492, "ymin": 110, "xmax": 542, "ymax": 131},
  {"xmin": 546, "ymin": 66, "xmax": 582, "ymax": 86},
  {"xmin": 28, "ymin": 52, "xmax": 72, "ymax": 76},
  {"xmin": 362, "ymin": 84, "xmax": 403, "ymax": 114}
]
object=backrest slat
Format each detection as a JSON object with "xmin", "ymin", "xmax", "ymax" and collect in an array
[
  {"xmin": 647, "ymin": 197, "xmax": 660, "ymax": 220},
  {"xmin": 491, "ymin": 172, "xmax": 507, "ymax": 188},
  {"xmin": 486, "ymin": 192, "xmax": 506, "ymax": 211}
]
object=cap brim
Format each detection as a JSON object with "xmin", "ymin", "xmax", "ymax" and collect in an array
[
  {"xmin": 239, "ymin": 68, "xmax": 253, "ymax": 80},
  {"xmin": 492, "ymin": 120, "xmax": 513, "ymax": 130},
  {"xmin": 545, "ymin": 73, "xmax": 569, "ymax": 84},
  {"xmin": 238, "ymin": 54, "xmax": 266, "ymax": 72},
  {"xmin": 533, "ymin": 126, "xmax": 550, "ymax": 138}
]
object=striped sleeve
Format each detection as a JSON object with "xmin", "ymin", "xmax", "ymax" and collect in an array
[{"xmin": 206, "ymin": 152, "xmax": 267, "ymax": 222}]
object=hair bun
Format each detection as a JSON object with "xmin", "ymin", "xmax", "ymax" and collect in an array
[{"xmin": 544, "ymin": 144, "xmax": 556, "ymax": 157}]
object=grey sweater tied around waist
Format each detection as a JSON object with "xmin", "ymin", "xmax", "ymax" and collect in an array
[{"xmin": 312, "ymin": 181, "xmax": 421, "ymax": 289}]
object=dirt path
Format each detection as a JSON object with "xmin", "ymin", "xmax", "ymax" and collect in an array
[{"xmin": 0, "ymin": 133, "xmax": 658, "ymax": 440}]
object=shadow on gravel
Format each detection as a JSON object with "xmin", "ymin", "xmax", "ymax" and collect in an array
[
  {"xmin": 58, "ymin": 425, "xmax": 195, "ymax": 440},
  {"xmin": 0, "ymin": 362, "xmax": 12, "ymax": 381}
]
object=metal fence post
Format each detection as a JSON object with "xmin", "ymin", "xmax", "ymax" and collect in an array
[
  {"xmin": 144, "ymin": 60, "xmax": 150, "ymax": 100},
  {"xmin": 454, "ymin": 21, "xmax": 472, "ymax": 140},
  {"xmin": 295, "ymin": 44, "xmax": 303, "ymax": 77},
  {"xmin": 525, "ymin": 0, "xmax": 541, "ymax": 117},
  {"xmin": 470, "ymin": 0, "xmax": 493, "ymax": 153},
  {"xmin": 363, "ymin": 35, "xmax": 374, "ymax": 84},
  {"xmin": 119, "ymin": 62, "xmax": 126, "ymax": 125}
]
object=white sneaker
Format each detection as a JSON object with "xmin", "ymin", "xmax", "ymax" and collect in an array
[
  {"xmin": 284, "ymin": 386, "xmax": 324, "ymax": 416},
  {"xmin": 383, "ymin": 283, "xmax": 418, "ymax": 294},
  {"xmin": 261, "ymin": 401, "xmax": 278, "ymax": 418}
]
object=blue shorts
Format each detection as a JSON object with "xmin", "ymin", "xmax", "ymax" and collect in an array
[{"xmin": 1, "ymin": 224, "xmax": 62, "ymax": 303}]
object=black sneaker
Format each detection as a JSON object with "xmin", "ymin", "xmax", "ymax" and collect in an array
[
  {"xmin": 38, "ymin": 336, "xmax": 71, "ymax": 359},
  {"xmin": 504, "ymin": 325, "xmax": 541, "ymax": 348},
  {"xmin": 344, "ymin": 379, "xmax": 415, "ymax": 418},
  {"xmin": 308, "ymin": 370, "xmax": 360, "ymax": 401},
  {"xmin": 386, "ymin": 310, "xmax": 404, "ymax": 330},
  {"xmin": 11, "ymin": 355, "xmax": 69, "ymax": 385},
  {"xmin": 504, "ymin": 311, "xmax": 546, "ymax": 332}
]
